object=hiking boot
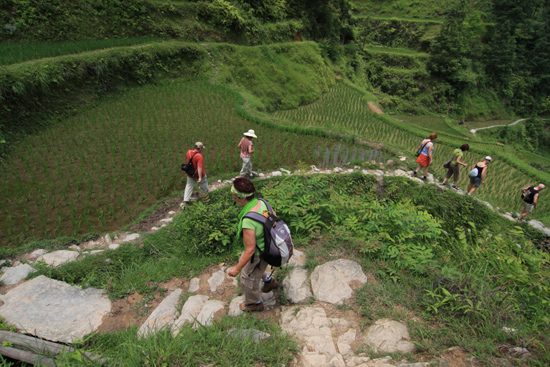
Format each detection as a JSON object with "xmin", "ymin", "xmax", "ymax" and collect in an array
[
  {"xmin": 421, "ymin": 176, "xmax": 427, "ymax": 181},
  {"xmin": 240, "ymin": 302, "xmax": 264, "ymax": 312},
  {"xmin": 451, "ymin": 184, "xmax": 459, "ymax": 190},
  {"xmin": 261, "ymin": 279, "xmax": 279, "ymax": 293},
  {"xmin": 412, "ymin": 171, "xmax": 417, "ymax": 177}
]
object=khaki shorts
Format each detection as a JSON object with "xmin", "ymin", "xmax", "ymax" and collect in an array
[{"xmin": 524, "ymin": 202, "xmax": 534, "ymax": 213}]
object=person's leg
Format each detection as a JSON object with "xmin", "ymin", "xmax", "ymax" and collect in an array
[
  {"xmin": 519, "ymin": 202, "xmax": 533, "ymax": 220},
  {"xmin": 422, "ymin": 165, "xmax": 429, "ymax": 178},
  {"xmin": 198, "ymin": 175, "xmax": 209, "ymax": 203},
  {"xmin": 442, "ymin": 167, "xmax": 453, "ymax": 184},
  {"xmin": 183, "ymin": 176, "xmax": 197, "ymax": 203},
  {"xmin": 240, "ymin": 257, "xmax": 268, "ymax": 311},
  {"xmin": 240, "ymin": 157, "xmax": 251, "ymax": 176},
  {"xmin": 452, "ymin": 164, "xmax": 460, "ymax": 186}
]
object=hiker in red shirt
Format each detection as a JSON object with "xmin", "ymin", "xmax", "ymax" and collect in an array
[{"xmin": 182, "ymin": 142, "xmax": 209, "ymax": 207}]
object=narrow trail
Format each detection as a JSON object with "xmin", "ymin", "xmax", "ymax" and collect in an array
[{"xmin": 469, "ymin": 118, "xmax": 526, "ymax": 135}]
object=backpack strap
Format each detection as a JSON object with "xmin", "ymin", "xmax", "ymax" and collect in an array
[
  {"xmin": 257, "ymin": 198, "xmax": 273, "ymax": 213},
  {"xmin": 243, "ymin": 211, "xmax": 268, "ymax": 264},
  {"xmin": 188, "ymin": 151, "xmax": 199, "ymax": 164}
]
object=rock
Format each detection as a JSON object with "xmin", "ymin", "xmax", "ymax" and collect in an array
[
  {"xmin": 30, "ymin": 249, "xmax": 47, "ymax": 258},
  {"xmin": 508, "ymin": 347, "xmax": 531, "ymax": 357},
  {"xmin": 333, "ymin": 167, "xmax": 343, "ymax": 173},
  {"xmin": 347, "ymin": 169, "xmax": 354, "ymax": 173},
  {"xmin": 386, "ymin": 160, "xmax": 395, "ymax": 167},
  {"xmin": 85, "ymin": 250, "xmax": 104, "ymax": 256},
  {"xmin": 194, "ymin": 300, "xmax": 225, "ymax": 328},
  {"xmin": 168, "ymin": 211, "xmax": 175, "ymax": 216},
  {"xmin": 159, "ymin": 218, "xmax": 173, "ymax": 223},
  {"xmin": 138, "ymin": 289, "xmax": 182, "ymax": 338},
  {"xmin": 228, "ymin": 296, "xmax": 244, "ymax": 317},
  {"xmin": 104, "ymin": 234, "xmax": 112, "ymax": 244},
  {"xmin": 375, "ymin": 170, "xmax": 385, "ymax": 176},
  {"xmin": 337, "ymin": 328, "xmax": 356, "ymax": 355},
  {"xmin": 281, "ymin": 306, "xmax": 337, "ymax": 358},
  {"xmin": 36, "ymin": 250, "xmax": 79, "ymax": 267},
  {"xmin": 399, "ymin": 156, "xmax": 407, "ymax": 161},
  {"xmin": 228, "ymin": 328, "xmax": 270, "ymax": 342},
  {"xmin": 271, "ymin": 171, "xmax": 282, "ymax": 177},
  {"xmin": 501, "ymin": 326, "xmax": 517, "ymax": 334},
  {"xmin": 0, "ymin": 264, "xmax": 36, "ymax": 285},
  {"xmin": 188, "ymin": 278, "xmax": 200, "ymax": 293},
  {"xmin": 68, "ymin": 244, "xmax": 80, "ymax": 251},
  {"xmin": 208, "ymin": 269, "xmax": 226, "ymax": 292},
  {"xmin": 0, "ymin": 275, "xmax": 111, "ymax": 343},
  {"xmin": 173, "ymin": 295, "xmax": 209, "ymax": 333},
  {"xmin": 310, "ymin": 259, "xmax": 367, "ymax": 304},
  {"xmin": 345, "ymin": 355, "xmax": 371, "ymax": 367},
  {"xmin": 280, "ymin": 168, "xmax": 291, "ymax": 174},
  {"xmin": 364, "ymin": 319, "xmax": 415, "ymax": 354},
  {"xmin": 259, "ymin": 173, "xmax": 265, "ymax": 177},
  {"xmin": 109, "ymin": 244, "xmax": 120, "ymax": 250},
  {"xmin": 393, "ymin": 169, "xmax": 409, "ymax": 177},
  {"xmin": 122, "ymin": 233, "xmax": 140, "ymax": 242},
  {"xmin": 283, "ymin": 267, "xmax": 312, "ymax": 303},
  {"xmin": 151, "ymin": 227, "xmax": 159, "ymax": 231},
  {"xmin": 288, "ymin": 249, "xmax": 306, "ymax": 267},
  {"xmin": 260, "ymin": 291, "xmax": 277, "ymax": 306}
]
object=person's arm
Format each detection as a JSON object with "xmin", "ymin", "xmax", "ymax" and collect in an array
[
  {"xmin": 248, "ymin": 143, "xmax": 254, "ymax": 154},
  {"xmin": 428, "ymin": 143, "xmax": 434, "ymax": 163},
  {"xmin": 521, "ymin": 186, "xmax": 530, "ymax": 193},
  {"xmin": 533, "ymin": 192, "xmax": 540, "ymax": 209},
  {"xmin": 456, "ymin": 156, "xmax": 467, "ymax": 167},
  {"xmin": 194, "ymin": 154, "xmax": 204, "ymax": 182},
  {"xmin": 228, "ymin": 229, "xmax": 256, "ymax": 277},
  {"xmin": 481, "ymin": 166, "xmax": 487, "ymax": 183},
  {"xmin": 197, "ymin": 165, "xmax": 203, "ymax": 183},
  {"xmin": 238, "ymin": 140, "xmax": 242, "ymax": 148}
]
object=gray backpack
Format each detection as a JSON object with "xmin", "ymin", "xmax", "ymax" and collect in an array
[{"xmin": 244, "ymin": 198, "xmax": 294, "ymax": 267}]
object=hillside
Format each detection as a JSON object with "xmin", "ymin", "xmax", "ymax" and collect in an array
[{"xmin": 1, "ymin": 0, "xmax": 550, "ymax": 366}]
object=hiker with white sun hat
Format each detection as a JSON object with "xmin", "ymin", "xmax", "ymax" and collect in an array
[{"xmin": 238, "ymin": 129, "xmax": 258, "ymax": 178}]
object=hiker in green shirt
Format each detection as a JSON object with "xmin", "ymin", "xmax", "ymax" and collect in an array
[
  {"xmin": 442, "ymin": 144, "xmax": 469, "ymax": 190},
  {"xmin": 228, "ymin": 177, "xmax": 279, "ymax": 312}
]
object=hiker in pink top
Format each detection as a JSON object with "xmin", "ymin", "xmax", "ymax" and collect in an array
[{"xmin": 238, "ymin": 129, "xmax": 257, "ymax": 177}]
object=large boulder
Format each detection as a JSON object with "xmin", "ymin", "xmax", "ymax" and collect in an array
[
  {"xmin": 364, "ymin": 319, "xmax": 416, "ymax": 354},
  {"xmin": 283, "ymin": 267, "xmax": 312, "ymax": 303},
  {"xmin": 0, "ymin": 276, "xmax": 111, "ymax": 343},
  {"xmin": 138, "ymin": 289, "xmax": 182, "ymax": 338},
  {"xmin": 0, "ymin": 264, "xmax": 36, "ymax": 285},
  {"xmin": 310, "ymin": 260, "xmax": 367, "ymax": 304}
]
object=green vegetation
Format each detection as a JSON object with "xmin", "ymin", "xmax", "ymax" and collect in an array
[
  {"xmin": 0, "ymin": 79, "xmax": 367, "ymax": 247},
  {"xmin": 19, "ymin": 174, "xmax": 550, "ymax": 366},
  {"xmin": 1, "ymin": 0, "xmax": 550, "ymax": 365},
  {"xmin": 0, "ymin": 37, "xmax": 159, "ymax": 65}
]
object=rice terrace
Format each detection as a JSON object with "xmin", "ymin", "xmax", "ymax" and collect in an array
[{"xmin": 1, "ymin": 0, "xmax": 550, "ymax": 366}]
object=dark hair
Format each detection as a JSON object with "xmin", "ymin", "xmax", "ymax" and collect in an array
[
  {"xmin": 429, "ymin": 132, "xmax": 438, "ymax": 140},
  {"xmin": 233, "ymin": 177, "xmax": 255, "ymax": 199},
  {"xmin": 460, "ymin": 144, "xmax": 470, "ymax": 151}
]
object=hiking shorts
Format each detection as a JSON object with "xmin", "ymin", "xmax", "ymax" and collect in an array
[
  {"xmin": 524, "ymin": 202, "xmax": 534, "ymax": 213},
  {"xmin": 469, "ymin": 177, "xmax": 482, "ymax": 187}
]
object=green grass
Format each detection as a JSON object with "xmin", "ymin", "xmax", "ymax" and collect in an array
[
  {"xmin": 364, "ymin": 46, "xmax": 429, "ymax": 57},
  {"xmin": 0, "ymin": 37, "xmax": 160, "ymax": 65},
  {"xmin": 354, "ymin": 14, "xmax": 444, "ymax": 24}
]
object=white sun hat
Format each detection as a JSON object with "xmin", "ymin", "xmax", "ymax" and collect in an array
[{"xmin": 243, "ymin": 129, "xmax": 257, "ymax": 138}]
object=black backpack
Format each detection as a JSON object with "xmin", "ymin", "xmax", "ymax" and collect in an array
[
  {"xmin": 521, "ymin": 187, "xmax": 533, "ymax": 201},
  {"xmin": 244, "ymin": 198, "xmax": 294, "ymax": 267},
  {"xmin": 181, "ymin": 152, "xmax": 198, "ymax": 176}
]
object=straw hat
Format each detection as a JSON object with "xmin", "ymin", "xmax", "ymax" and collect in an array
[
  {"xmin": 243, "ymin": 129, "xmax": 257, "ymax": 138},
  {"xmin": 195, "ymin": 142, "xmax": 205, "ymax": 149}
]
